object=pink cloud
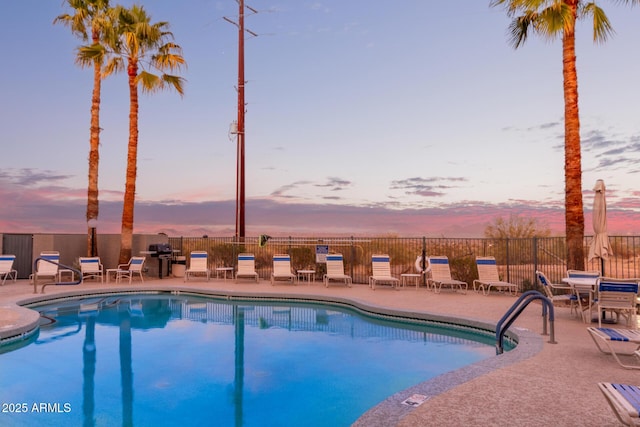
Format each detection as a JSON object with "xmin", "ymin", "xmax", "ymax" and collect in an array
[
  {"xmin": 2, "ymin": 170, "xmax": 639, "ymax": 237},
  {"xmin": 2, "ymin": 194, "xmax": 639, "ymax": 238}
]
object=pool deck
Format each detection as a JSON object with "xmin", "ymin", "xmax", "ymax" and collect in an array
[{"xmin": 0, "ymin": 277, "xmax": 636, "ymax": 426}]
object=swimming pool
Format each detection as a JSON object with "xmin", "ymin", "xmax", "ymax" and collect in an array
[{"xmin": 0, "ymin": 293, "xmax": 498, "ymax": 426}]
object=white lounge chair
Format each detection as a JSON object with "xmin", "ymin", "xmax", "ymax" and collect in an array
[
  {"xmin": 79, "ymin": 257, "xmax": 104, "ymax": 283},
  {"xmin": 30, "ymin": 251, "xmax": 61, "ymax": 284},
  {"xmin": 596, "ymin": 278, "xmax": 639, "ymax": 328},
  {"xmin": 535, "ymin": 270, "xmax": 578, "ymax": 317},
  {"xmin": 270, "ymin": 254, "xmax": 296, "ymax": 285},
  {"xmin": 236, "ymin": 253, "xmax": 259, "ymax": 283},
  {"xmin": 323, "ymin": 254, "xmax": 352, "ymax": 287},
  {"xmin": 115, "ymin": 256, "xmax": 145, "ymax": 284},
  {"xmin": 78, "ymin": 257, "xmax": 104, "ymax": 283},
  {"xmin": 369, "ymin": 254, "xmax": 400, "ymax": 290},
  {"xmin": 473, "ymin": 256, "xmax": 518, "ymax": 296},
  {"xmin": 588, "ymin": 327, "xmax": 640, "ymax": 370},
  {"xmin": 184, "ymin": 251, "xmax": 211, "ymax": 282},
  {"xmin": 428, "ymin": 256, "xmax": 467, "ymax": 294},
  {"xmin": 598, "ymin": 382, "xmax": 640, "ymax": 426},
  {"xmin": 0, "ymin": 254, "xmax": 17, "ymax": 285}
]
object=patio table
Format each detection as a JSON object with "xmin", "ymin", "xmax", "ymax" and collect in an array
[
  {"xmin": 401, "ymin": 273, "xmax": 422, "ymax": 289},
  {"xmin": 297, "ymin": 270, "xmax": 315, "ymax": 284},
  {"xmin": 562, "ymin": 277, "xmax": 598, "ymax": 323},
  {"xmin": 215, "ymin": 267, "xmax": 234, "ymax": 281}
]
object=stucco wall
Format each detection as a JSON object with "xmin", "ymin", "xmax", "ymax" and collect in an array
[{"xmin": 2, "ymin": 233, "xmax": 170, "ymax": 279}]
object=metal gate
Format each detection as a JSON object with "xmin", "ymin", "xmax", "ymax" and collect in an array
[{"xmin": 2, "ymin": 234, "xmax": 33, "ymax": 279}]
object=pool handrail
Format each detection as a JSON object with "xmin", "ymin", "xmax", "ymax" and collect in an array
[
  {"xmin": 32, "ymin": 256, "xmax": 82, "ymax": 294},
  {"xmin": 495, "ymin": 290, "xmax": 556, "ymax": 354}
]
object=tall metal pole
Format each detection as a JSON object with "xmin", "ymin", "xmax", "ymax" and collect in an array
[{"xmin": 235, "ymin": 0, "xmax": 246, "ymax": 241}]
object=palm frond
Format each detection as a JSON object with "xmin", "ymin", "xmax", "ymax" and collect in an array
[
  {"xmin": 161, "ymin": 74, "xmax": 185, "ymax": 96},
  {"xmin": 491, "ymin": 0, "xmax": 552, "ymax": 17},
  {"xmin": 76, "ymin": 42, "xmax": 107, "ymax": 67},
  {"xmin": 496, "ymin": 0, "xmax": 622, "ymax": 46},
  {"xmin": 535, "ymin": 2, "xmax": 572, "ymax": 38},
  {"xmin": 136, "ymin": 70, "xmax": 162, "ymax": 93},
  {"xmin": 54, "ymin": 13, "xmax": 90, "ymax": 40},
  {"xmin": 152, "ymin": 47, "xmax": 186, "ymax": 72},
  {"xmin": 507, "ymin": 11, "xmax": 537, "ymax": 48},
  {"xmin": 110, "ymin": 3, "xmax": 186, "ymax": 97},
  {"xmin": 102, "ymin": 56, "xmax": 124, "ymax": 78},
  {"xmin": 582, "ymin": 3, "xmax": 615, "ymax": 43}
]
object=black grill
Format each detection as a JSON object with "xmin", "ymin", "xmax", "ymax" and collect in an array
[
  {"xmin": 149, "ymin": 243, "xmax": 173, "ymax": 279},
  {"xmin": 149, "ymin": 243, "xmax": 172, "ymax": 256}
]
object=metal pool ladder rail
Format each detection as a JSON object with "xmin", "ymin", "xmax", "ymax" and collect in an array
[
  {"xmin": 32, "ymin": 257, "xmax": 82, "ymax": 294},
  {"xmin": 496, "ymin": 290, "xmax": 556, "ymax": 354}
]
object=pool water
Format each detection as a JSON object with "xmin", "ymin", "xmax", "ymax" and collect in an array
[{"xmin": 0, "ymin": 294, "xmax": 496, "ymax": 427}]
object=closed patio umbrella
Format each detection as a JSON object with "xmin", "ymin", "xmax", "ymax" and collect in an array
[{"xmin": 588, "ymin": 179, "xmax": 612, "ymax": 275}]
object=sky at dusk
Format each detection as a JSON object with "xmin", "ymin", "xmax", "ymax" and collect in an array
[{"xmin": 1, "ymin": 1, "xmax": 640, "ymax": 238}]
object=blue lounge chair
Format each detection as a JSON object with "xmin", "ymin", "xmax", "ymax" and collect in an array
[
  {"xmin": 184, "ymin": 251, "xmax": 211, "ymax": 282},
  {"xmin": 598, "ymin": 383, "xmax": 640, "ymax": 426},
  {"xmin": 115, "ymin": 257, "xmax": 145, "ymax": 284},
  {"xmin": 369, "ymin": 255, "xmax": 399, "ymax": 290},
  {"xmin": 79, "ymin": 257, "xmax": 104, "ymax": 283},
  {"xmin": 270, "ymin": 254, "xmax": 296, "ymax": 285},
  {"xmin": 236, "ymin": 253, "xmax": 259, "ymax": 283},
  {"xmin": 596, "ymin": 278, "xmax": 639, "ymax": 328},
  {"xmin": 535, "ymin": 270, "xmax": 578, "ymax": 317},
  {"xmin": 587, "ymin": 327, "xmax": 640, "ymax": 370},
  {"xmin": 323, "ymin": 254, "xmax": 352, "ymax": 287},
  {"xmin": 0, "ymin": 255, "xmax": 17, "ymax": 285},
  {"xmin": 473, "ymin": 257, "xmax": 518, "ymax": 295},
  {"xmin": 428, "ymin": 256, "xmax": 467, "ymax": 294}
]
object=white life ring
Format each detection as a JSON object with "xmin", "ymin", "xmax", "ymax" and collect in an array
[{"xmin": 415, "ymin": 255, "xmax": 429, "ymax": 273}]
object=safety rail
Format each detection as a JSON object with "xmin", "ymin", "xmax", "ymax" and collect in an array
[
  {"xmin": 32, "ymin": 257, "xmax": 82, "ymax": 294},
  {"xmin": 496, "ymin": 290, "xmax": 556, "ymax": 355}
]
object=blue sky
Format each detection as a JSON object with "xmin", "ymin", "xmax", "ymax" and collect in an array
[{"xmin": 1, "ymin": 1, "xmax": 639, "ymax": 237}]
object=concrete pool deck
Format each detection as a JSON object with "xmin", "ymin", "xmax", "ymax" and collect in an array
[{"xmin": 0, "ymin": 277, "xmax": 636, "ymax": 426}]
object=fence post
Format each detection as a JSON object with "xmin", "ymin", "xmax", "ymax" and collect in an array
[
  {"xmin": 351, "ymin": 236, "xmax": 355, "ymax": 280},
  {"xmin": 506, "ymin": 238, "xmax": 510, "ymax": 283},
  {"xmin": 233, "ymin": 239, "xmax": 237, "ymax": 268},
  {"xmin": 422, "ymin": 236, "xmax": 427, "ymax": 287},
  {"xmin": 533, "ymin": 237, "xmax": 538, "ymax": 288}
]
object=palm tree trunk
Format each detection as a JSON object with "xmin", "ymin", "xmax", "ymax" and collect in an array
[
  {"xmin": 119, "ymin": 61, "xmax": 139, "ymax": 265},
  {"xmin": 87, "ymin": 59, "xmax": 101, "ymax": 257},
  {"xmin": 563, "ymin": 2, "xmax": 585, "ymax": 270}
]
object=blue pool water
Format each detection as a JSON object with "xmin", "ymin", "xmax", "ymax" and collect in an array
[{"xmin": 0, "ymin": 294, "xmax": 496, "ymax": 427}]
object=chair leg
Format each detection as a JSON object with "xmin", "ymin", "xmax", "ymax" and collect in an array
[
  {"xmin": 570, "ymin": 301, "xmax": 577, "ymax": 317},
  {"xmin": 598, "ymin": 309, "xmax": 603, "ymax": 328}
]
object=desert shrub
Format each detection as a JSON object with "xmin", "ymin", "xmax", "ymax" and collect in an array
[
  {"xmin": 520, "ymin": 278, "xmax": 536, "ymax": 293},
  {"xmin": 449, "ymin": 257, "xmax": 477, "ymax": 286},
  {"xmin": 210, "ymin": 243, "xmax": 237, "ymax": 267},
  {"xmin": 287, "ymin": 247, "xmax": 315, "ymax": 270}
]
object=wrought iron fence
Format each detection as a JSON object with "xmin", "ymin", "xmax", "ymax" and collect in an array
[{"xmin": 168, "ymin": 235, "xmax": 640, "ymax": 290}]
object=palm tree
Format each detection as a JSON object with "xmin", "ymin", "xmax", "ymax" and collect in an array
[
  {"xmin": 490, "ymin": 0, "xmax": 639, "ymax": 270},
  {"xmin": 104, "ymin": 5, "xmax": 186, "ymax": 264},
  {"xmin": 54, "ymin": 0, "xmax": 113, "ymax": 257}
]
